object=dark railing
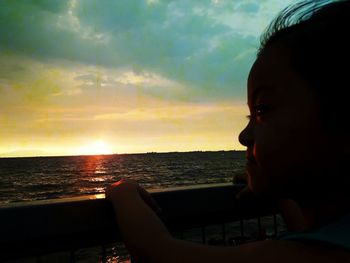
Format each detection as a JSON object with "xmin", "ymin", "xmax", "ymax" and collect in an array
[{"xmin": 0, "ymin": 183, "xmax": 284, "ymax": 262}]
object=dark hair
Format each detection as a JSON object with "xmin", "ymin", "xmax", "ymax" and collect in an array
[{"xmin": 258, "ymin": 0, "xmax": 350, "ymax": 136}]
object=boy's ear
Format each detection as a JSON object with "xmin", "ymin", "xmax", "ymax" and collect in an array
[
  {"xmin": 332, "ymin": 129, "xmax": 350, "ymax": 154},
  {"xmin": 345, "ymin": 143, "xmax": 350, "ymax": 156},
  {"xmin": 342, "ymin": 135, "xmax": 350, "ymax": 157}
]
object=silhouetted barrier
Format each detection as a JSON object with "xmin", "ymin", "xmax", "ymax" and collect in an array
[{"xmin": 0, "ymin": 183, "xmax": 281, "ymax": 262}]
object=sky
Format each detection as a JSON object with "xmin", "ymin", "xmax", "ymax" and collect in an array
[{"xmin": 0, "ymin": 0, "xmax": 297, "ymax": 157}]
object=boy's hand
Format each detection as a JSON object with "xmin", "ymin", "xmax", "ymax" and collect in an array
[{"xmin": 106, "ymin": 179, "xmax": 162, "ymax": 215}]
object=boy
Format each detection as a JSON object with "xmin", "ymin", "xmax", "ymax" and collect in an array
[{"xmin": 107, "ymin": 1, "xmax": 350, "ymax": 262}]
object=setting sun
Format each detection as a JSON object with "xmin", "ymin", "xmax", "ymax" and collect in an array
[{"xmin": 77, "ymin": 140, "xmax": 113, "ymax": 156}]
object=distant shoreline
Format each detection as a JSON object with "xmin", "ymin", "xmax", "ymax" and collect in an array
[{"xmin": 0, "ymin": 150, "xmax": 245, "ymax": 159}]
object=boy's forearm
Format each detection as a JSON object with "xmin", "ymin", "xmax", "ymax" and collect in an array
[{"xmin": 109, "ymin": 189, "xmax": 173, "ymax": 259}]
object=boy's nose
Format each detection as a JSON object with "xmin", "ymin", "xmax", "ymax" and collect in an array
[{"xmin": 238, "ymin": 122, "xmax": 254, "ymax": 147}]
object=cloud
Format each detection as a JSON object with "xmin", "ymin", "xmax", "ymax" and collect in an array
[
  {"xmin": 71, "ymin": 0, "xmax": 258, "ymax": 97},
  {"xmin": 1, "ymin": 0, "xmax": 285, "ymax": 101},
  {"xmin": 31, "ymin": 0, "xmax": 69, "ymax": 13}
]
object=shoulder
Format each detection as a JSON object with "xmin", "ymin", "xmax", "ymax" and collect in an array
[
  {"xmin": 165, "ymin": 237, "xmax": 350, "ymax": 263},
  {"xmin": 237, "ymin": 239, "xmax": 350, "ymax": 263}
]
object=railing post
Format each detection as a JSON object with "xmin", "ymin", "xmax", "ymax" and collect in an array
[
  {"xmin": 222, "ymin": 223, "xmax": 226, "ymax": 245},
  {"xmin": 70, "ymin": 250, "xmax": 75, "ymax": 263},
  {"xmin": 273, "ymin": 214, "xmax": 278, "ymax": 237},
  {"xmin": 201, "ymin": 226, "xmax": 206, "ymax": 244},
  {"xmin": 240, "ymin": 219, "xmax": 245, "ymax": 241},
  {"xmin": 101, "ymin": 244, "xmax": 107, "ymax": 263}
]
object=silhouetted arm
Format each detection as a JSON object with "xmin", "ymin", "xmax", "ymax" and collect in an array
[{"xmin": 106, "ymin": 180, "xmax": 338, "ymax": 263}]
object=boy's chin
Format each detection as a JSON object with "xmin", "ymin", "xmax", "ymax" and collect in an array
[{"xmin": 249, "ymin": 182, "xmax": 291, "ymax": 201}]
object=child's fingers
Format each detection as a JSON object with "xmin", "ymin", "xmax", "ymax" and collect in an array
[
  {"xmin": 105, "ymin": 179, "xmax": 137, "ymax": 199},
  {"xmin": 118, "ymin": 180, "xmax": 162, "ymax": 215},
  {"xmin": 106, "ymin": 179, "xmax": 162, "ymax": 215}
]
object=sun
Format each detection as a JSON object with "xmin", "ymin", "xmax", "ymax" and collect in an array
[{"xmin": 78, "ymin": 139, "xmax": 113, "ymax": 155}]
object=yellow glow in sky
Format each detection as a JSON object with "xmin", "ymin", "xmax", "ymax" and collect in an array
[{"xmin": 0, "ymin": 53, "xmax": 249, "ymax": 158}]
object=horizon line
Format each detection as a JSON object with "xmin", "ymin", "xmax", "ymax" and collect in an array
[{"xmin": 0, "ymin": 149, "xmax": 245, "ymax": 159}]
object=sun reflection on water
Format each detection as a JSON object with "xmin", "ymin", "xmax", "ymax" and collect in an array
[
  {"xmin": 92, "ymin": 193, "xmax": 105, "ymax": 199},
  {"xmin": 76, "ymin": 155, "xmax": 113, "ymax": 195}
]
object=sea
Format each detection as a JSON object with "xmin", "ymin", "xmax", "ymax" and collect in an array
[{"xmin": 0, "ymin": 150, "xmax": 245, "ymax": 204}]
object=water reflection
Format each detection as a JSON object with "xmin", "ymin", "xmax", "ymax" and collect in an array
[
  {"xmin": 95, "ymin": 165, "xmax": 107, "ymax": 174},
  {"xmin": 77, "ymin": 155, "xmax": 112, "ymax": 195},
  {"xmin": 93, "ymin": 193, "xmax": 105, "ymax": 199},
  {"xmin": 80, "ymin": 155, "xmax": 105, "ymax": 176},
  {"xmin": 89, "ymin": 177, "xmax": 109, "ymax": 182}
]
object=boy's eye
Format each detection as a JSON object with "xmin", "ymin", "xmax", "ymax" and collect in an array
[
  {"xmin": 246, "ymin": 104, "xmax": 269, "ymax": 121},
  {"xmin": 254, "ymin": 104, "xmax": 269, "ymax": 116}
]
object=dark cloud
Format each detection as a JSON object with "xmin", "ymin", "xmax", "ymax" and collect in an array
[
  {"xmin": 30, "ymin": 0, "xmax": 69, "ymax": 13},
  {"xmin": 236, "ymin": 2, "xmax": 260, "ymax": 14},
  {"xmin": 0, "ymin": 0, "xmax": 264, "ymax": 100}
]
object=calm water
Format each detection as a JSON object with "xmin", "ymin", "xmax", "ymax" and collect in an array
[{"xmin": 0, "ymin": 151, "xmax": 245, "ymax": 204}]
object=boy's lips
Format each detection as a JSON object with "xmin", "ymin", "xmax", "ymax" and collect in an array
[
  {"xmin": 245, "ymin": 151, "xmax": 257, "ymax": 171},
  {"xmin": 245, "ymin": 149, "xmax": 256, "ymax": 162},
  {"xmin": 247, "ymin": 160, "xmax": 256, "ymax": 166},
  {"xmin": 246, "ymin": 160, "xmax": 257, "ymax": 178}
]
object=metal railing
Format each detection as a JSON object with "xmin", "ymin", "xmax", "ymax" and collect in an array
[{"xmin": 0, "ymin": 183, "xmax": 284, "ymax": 262}]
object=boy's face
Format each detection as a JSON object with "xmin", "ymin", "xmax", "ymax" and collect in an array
[{"xmin": 239, "ymin": 44, "xmax": 332, "ymax": 199}]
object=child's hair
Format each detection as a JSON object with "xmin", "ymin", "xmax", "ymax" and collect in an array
[{"xmin": 258, "ymin": 0, "xmax": 349, "ymax": 138}]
